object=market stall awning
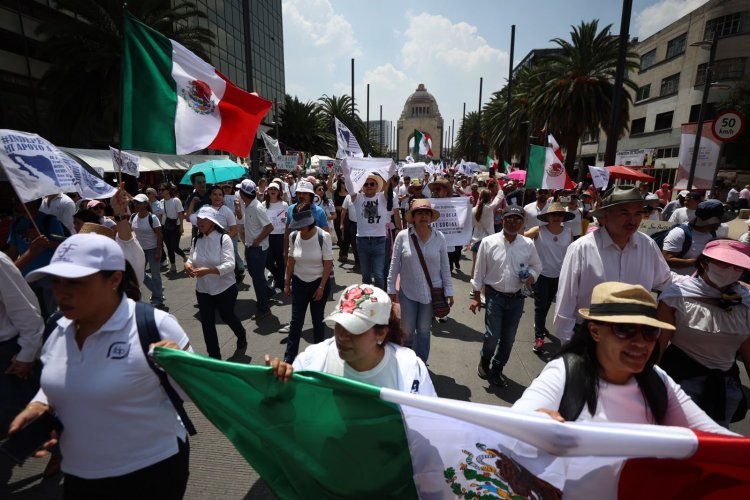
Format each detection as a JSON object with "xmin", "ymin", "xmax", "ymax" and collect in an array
[
  {"xmin": 606, "ymin": 165, "xmax": 655, "ymax": 182},
  {"xmin": 62, "ymin": 148, "xmax": 230, "ymax": 173}
]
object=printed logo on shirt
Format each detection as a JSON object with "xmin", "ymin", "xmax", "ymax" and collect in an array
[
  {"xmin": 107, "ymin": 341, "xmax": 130, "ymax": 359},
  {"xmin": 363, "ymin": 199, "xmax": 380, "ymax": 224},
  {"xmin": 410, "ymin": 380, "xmax": 420, "ymax": 394}
]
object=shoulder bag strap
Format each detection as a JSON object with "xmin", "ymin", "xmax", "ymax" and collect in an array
[
  {"xmin": 135, "ymin": 302, "xmax": 197, "ymax": 436},
  {"xmin": 410, "ymin": 233, "xmax": 434, "ymax": 289}
]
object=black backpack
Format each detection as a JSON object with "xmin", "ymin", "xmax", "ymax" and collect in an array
[
  {"xmin": 42, "ymin": 302, "xmax": 196, "ymax": 435},
  {"xmin": 651, "ymin": 223, "xmax": 716, "ymax": 258}
]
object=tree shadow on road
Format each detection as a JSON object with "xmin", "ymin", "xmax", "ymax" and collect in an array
[
  {"xmin": 431, "ymin": 318, "xmax": 482, "ymax": 343},
  {"xmin": 430, "ymin": 371, "xmax": 472, "ymax": 401}
]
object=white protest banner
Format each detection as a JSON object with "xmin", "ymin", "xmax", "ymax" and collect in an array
[
  {"xmin": 429, "ymin": 196, "xmax": 472, "ymax": 247},
  {"xmin": 335, "ymin": 117, "xmax": 364, "ymax": 159},
  {"xmin": 109, "ymin": 146, "xmax": 140, "ymax": 177},
  {"xmin": 276, "ymin": 154, "xmax": 298, "ymax": 171},
  {"xmin": 267, "ymin": 204, "xmax": 288, "ymax": 232},
  {"xmin": 588, "ymin": 166, "xmax": 610, "ymax": 190},
  {"xmin": 638, "ymin": 219, "xmax": 672, "ymax": 236},
  {"xmin": 341, "ymin": 157, "xmax": 396, "ymax": 194},
  {"xmin": 261, "ymin": 131, "xmax": 283, "ymax": 161},
  {"xmin": 94, "ymin": 167, "xmax": 106, "ymax": 178},
  {"xmin": 0, "ymin": 129, "xmax": 117, "ymax": 202},
  {"xmin": 673, "ymin": 122, "xmax": 721, "ymax": 190},
  {"xmin": 400, "ymin": 165, "xmax": 425, "ymax": 179},
  {"xmin": 319, "ymin": 159, "xmax": 342, "ymax": 174}
]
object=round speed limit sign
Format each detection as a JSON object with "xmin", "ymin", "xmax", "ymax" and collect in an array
[{"xmin": 712, "ymin": 109, "xmax": 745, "ymax": 142}]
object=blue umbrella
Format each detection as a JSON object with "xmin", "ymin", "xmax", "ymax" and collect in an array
[{"xmin": 180, "ymin": 159, "xmax": 248, "ymax": 185}]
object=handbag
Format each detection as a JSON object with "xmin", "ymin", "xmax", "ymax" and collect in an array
[{"xmin": 410, "ymin": 233, "xmax": 450, "ymax": 318}]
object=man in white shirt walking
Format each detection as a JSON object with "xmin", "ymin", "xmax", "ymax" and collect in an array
[
  {"xmin": 470, "ymin": 206, "xmax": 542, "ymax": 387},
  {"xmin": 668, "ymin": 191, "xmax": 703, "ymax": 224},
  {"xmin": 239, "ymin": 179, "xmax": 275, "ymax": 321},
  {"xmin": 523, "ymin": 189, "xmax": 549, "ymax": 231}
]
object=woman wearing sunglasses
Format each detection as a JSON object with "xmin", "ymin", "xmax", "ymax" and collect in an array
[
  {"xmin": 513, "ymin": 282, "xmax": 731, "ymax": 434},
  {"xmin": 657, "ymin": 239, "xmax": 750, "ymax": 428}
]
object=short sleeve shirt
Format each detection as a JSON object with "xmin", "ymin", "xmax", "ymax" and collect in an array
[{"xmin": 354, "ymin": 193, "xmax": 389, "ymax": 237}]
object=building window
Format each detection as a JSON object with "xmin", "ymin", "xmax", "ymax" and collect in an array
[
  {"xmin": 641, "ymin": 49, "xmax": 656, "ymax": 70},
  {"xmin": 695, "ymin": 58, "xmax": 747, "ymax": 85},
  {"xmin": 636, "ymin": 84, "xmax": 651, "ymax": 101},
  {"xmin": 631, "ymin": 118, "xmax": 646, "ymax": 135},
  {"xmin": 688, "ymin": 103, "xmax": 716, "ymax": 123},
  {"xmin": 666, "ymin": 33, "xmax": 687, "ymax": 59},
  {"xmin": 654, "ymin": 111, "xmax": 674, "ymax": 131},
  {"xmin": 704, "ymin": 12, "xmax": 748, "ymax": 40},
  {"xmin": 660, "ymin": 73, "xmax": 680, "ymax": 96}
]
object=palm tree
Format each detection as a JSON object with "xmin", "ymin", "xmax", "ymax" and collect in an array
[
  {"xmin": 278, "ymin": 95, "xmax": 333, "ymax": 154},
  {"xmin": 35, "ymin": 0, "xmax": 214, "ymax": 147},
  {"xmin": 454, "ymin": 112, "xmax": 487, "ymax": 162},
  {"xmin": 528, "ymin": 20, "xmax": 638, "ymax": 175},
  {"xmin": 318, "ymin": 94, "xmax": 375, "ymax": 155}
]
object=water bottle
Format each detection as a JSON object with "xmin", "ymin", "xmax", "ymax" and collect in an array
[{"xmin": 518, "ymin": 263, "xmax": 535, "ymax": 298}]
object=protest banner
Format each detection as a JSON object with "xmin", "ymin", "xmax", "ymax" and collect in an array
[
  {"xmin": 400, "ymin": 165, "xmax": 425, "ymax": 179},
  {"xmin": 674, "ymin": 122, "xmax": 720, "ymax": 190},
  {"xmin": 276, "ymin": 154, "xmax": 298, "ymax": 171},
  {"xmin": 429, "ymin": 196, "xmax": 472, "ymax": 246},
  {"xmin": 319, "ymin": 159, "xmax": 342, "ymax": 174},
  {"xmin": 341, "ymin": 157, "xmax": 396, "ymax": 194},
  {"xmin": 109, "ymin": 146, "xmax": 140, "ymax": 177},
  {"xmin": 638, "ymin": 219, "xmax": 672, "ymax": 236},
  {"xmin": 588, "ymin": 165, "xmax": 610, "ymax": 190},
  {"xmin": 267, "ymin": 204, "xmax": 287, "ymax": 232}
]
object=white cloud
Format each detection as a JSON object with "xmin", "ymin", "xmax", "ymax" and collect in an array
[{"xmin": 634, "ymin": 0, "xmax": 710, "ymax": 39}]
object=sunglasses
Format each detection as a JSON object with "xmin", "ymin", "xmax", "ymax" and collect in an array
[
  {"xmin": 364, "ymin": 182, "xmax": 377, "ymax": 187},
  {"xmin": 604, "ymin": 323, "xmax": 661, "ymax": 342}
]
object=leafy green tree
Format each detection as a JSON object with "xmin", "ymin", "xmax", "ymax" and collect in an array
[
  {"xmin": 35, "ymin": 0, "xmax": 214, "ymax": 147},
  {"xmin": 318, "ymin": 94, "xmax": 377, "ymax": 156},
  {"xmin": 454, "ymin": 112, "xmax": 487, "ymax": 163},
  {"xmin": 277, "ymin": 95, "xmax": 333, "ymax": 154}
]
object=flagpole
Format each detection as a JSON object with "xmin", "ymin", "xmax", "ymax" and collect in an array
[
  {"xmin": 504, "ymin": 25, "xmax": 515, "ymax": 170},
  {"xmin": 351, "ymin": 58, "xmax": 355, "ymax": 119},
  {"xmin": 475, "ymin": 77, "xmax": 482, "ymax": 164},
  {"xmin": 117, "ymin": 150, "xmax": 124, "ymax": 186}
]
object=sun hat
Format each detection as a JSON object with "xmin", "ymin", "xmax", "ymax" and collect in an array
[
  {"xmin": 26, "ymin": 234, "xmax": 125, "ymax": 283},
  {"xmin": 86, "ymin": 199, "xmax": 106, "ymax": 210},
  {"xmin": 133, "ymin": 193, "xmax": 149, "ymax": 204},
  {"xmin": 405, "ymin": 198, "xmax": 440, "ymax": 223},
  {"xmin": 267, "ymin": 182, "xmax": 282, "ymax": 192},
  {"xmin": 190, "ymin": 206, "xmax": 226, "ymax": 230},
  {"xmin": 644, "ymin": 193, "xmax": 660, "ymax": 202},
  {"xmin": 578, "ymin": 282, "xmax": 675, "ymax": 330},
  {"xmin": 677, "ymin": 190, "xmax": 690, "ymax": 198},
  {"xmin": 288, "ymin": 209, "xmax": 315, "ymax": 230},
  {"xmin": 695, "ymin": 200, "xmax": 736, "ymax": 226},
  {"xmin": 409, "ymin": 178, "xmax": 423, "ymax": 189},
  {"xmin": 296, "ymin": 180, "xmax": 315, "ymax": 194},
  {"xmin": 428, "ymin": 177, "xmax": 452, "ymax": 194},
  {"xmin": 78, "ymin": 222, "xmax": 116, "ymax": 240},
  {"xmin": 502, "ymin": 206, "xmax": 525, "ymax": 219},
  {"xmin": 239, "ymin": 179, "xmax": 257, "ymax": 196},
  {"xmin": 702, "ymin": 240, "xmax": 750, "ymax": 269},
  {"xmin": 363, "ymin": 174, "xmax": 384, "ymax": 191},
  {"xmin": 537, "ymin": 202, "xmax": 575, "ymax": 222},
  {"xmin": 592, "ymin": 185, "xmax": 643, "ymax": 217},
  {"xmin": 325, "ymin": 284, "xmax": 392, "ymax": 335}
]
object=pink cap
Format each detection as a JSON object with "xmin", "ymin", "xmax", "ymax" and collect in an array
[
  {"xmin": 702, "ymin": 240, "xmax": 750, "ymax": 269},
  {"xmin": 86, "ymin": 199, "xmax": 105, "ymax": 209}
]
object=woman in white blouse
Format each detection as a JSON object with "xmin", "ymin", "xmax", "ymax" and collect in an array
[
  {"xmin": 264, "ymin": 181, "xmax": 289, "ymax": 290},
  {"xmin": 185, "ymin": 206, "xmax": 245, "ymax": 359},
  {"xmin": 387, "ymin": 199, "xmax": 453, "ymax": 363},
  {"xmin": 282, "ymin": 203, "xmax": 333, "ymax": 363}
]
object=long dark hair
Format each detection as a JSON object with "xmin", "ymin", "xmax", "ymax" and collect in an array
[
  {"xmin": 475, "ymin": 189, "xmax": 491, "ymax": 221},
  {"xmin": 101, "ymin": 261, "xmax": 141, "ymax": 301},
  {"xmin": 376, "ymin": 306, "xmax": 405, "ymax": 346},
  {"xmin": 557, "ymin": 321, "xmax": 667, "ymax": 423}
]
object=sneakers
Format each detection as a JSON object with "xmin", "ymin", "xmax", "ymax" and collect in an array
[
  {"xmin": 278, "ymin": 324, "xmax": 291, "ymax": 333},
  {"xmin": 251, "ymin": 310, "xmax": 272, "ymax": 321},
  {"xmin": 489, "ymin": 366, "xmax": 508, "ymax": 388},
  {"xmin": 236, "ymin": 336, "xmax": 248, "ymax": 350},
  {"xmin": 477, "ymin": 358, "xmax": 491, "ymax": 380},
  {"xmin": 153, "ymin": 303, "xmax": 169, "ymax": 312},
  {"xmin": 533, "ymin": 338, "xmax": 545, "ymax": 353}
]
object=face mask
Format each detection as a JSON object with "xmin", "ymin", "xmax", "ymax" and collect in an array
[{"xmin": 705, "ymin": 262, "xmax": 742, "ymax": 288}]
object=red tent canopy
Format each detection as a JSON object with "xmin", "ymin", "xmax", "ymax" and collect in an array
[{"xmin": 606, "ymin": 165, "xmax": 655, "ymax": 182}]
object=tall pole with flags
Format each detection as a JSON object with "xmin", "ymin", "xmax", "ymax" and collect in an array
[{"xmin": 476, "ymin": 77, "xmax": 483, "ymax": 163}]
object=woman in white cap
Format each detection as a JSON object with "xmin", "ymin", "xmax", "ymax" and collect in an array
[
  {"xmin": 387, "ymin": 199, "xmax": 453, "ymax": 363},
  {"xmin": 266, "ymin": 284, "xmax": 436, "ymax": 395},
  {"xmin": 9, "ymin": 233, "xmax": 194, "ymax": 497},
  {"xmin": 657, "ymin": 240, "xmax": 750, "ymax": 427},
  {"xmin": 513, "ymin": 282, "xmax": 731, "ymax": 435},
  {"xmin": 130, "ymin": 193, "xmax": 166, "ymax": 310},
  {"xmin": 186, "ymin": 206, "xmax": 246, "ymax": 359},
  {"xmin": 264, "ymin": 180, "xmax": 289, "ymax": 291},
  {"xmin": 281, "ymin": 203, "xmax": 333, "ymax": 363}
]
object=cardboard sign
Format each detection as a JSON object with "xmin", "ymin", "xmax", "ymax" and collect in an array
[{"xmin": 429, "ymin": 197, "xmax": 473, "ymax": 246}]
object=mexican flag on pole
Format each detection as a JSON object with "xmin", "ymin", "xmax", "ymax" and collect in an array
[
  {"xmin": 154, "ymin": 348, "xmax": 750, "ymax": 500},
  {"xmin": 526, "ymin": 144, "xmax": 576, "ymax": 190},
  {"xmin": 413, "ymin": 129, "xmax": 433, "ymax": 157},
  {"xmin": 121, "ymin": 12, "xmax": 272, "ymax": 157}
]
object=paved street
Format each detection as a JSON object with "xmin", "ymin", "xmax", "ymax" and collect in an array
[{"xmin": 3, "ymin": 221, "xmax": 750, "ymax": 499}]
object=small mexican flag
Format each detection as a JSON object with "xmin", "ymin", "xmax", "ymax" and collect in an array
[
  {"xmin": 414, "ymin": 129, "xmax": 433, "ymax": 157},
  {"xmin": 121, "ymin": 12, "xmax": 272, "ymax": 157},
  {"xmin": 527, "ymin": 144, "xmax": 576, "ymax": 190},
  {"xmin": 154, "ymin": 348, "xmax": 750, "ymax": 500}
]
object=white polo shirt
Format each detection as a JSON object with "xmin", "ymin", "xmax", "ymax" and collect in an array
[
  {"xmin": 243, "ymin": 198, "xmax": 271, "ymax": 251},
  {"xmin": 33, "ymin": 298, "xmax": 191, "ymax": 479}
]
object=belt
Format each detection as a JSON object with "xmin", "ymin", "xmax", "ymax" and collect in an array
[
  {"xmin": 487, "ymin": 287, "xmax": 522, "ymax": 298},
  {"xmin": 357, "ymin": 235, "xmax": 385, "ymax": 239}
]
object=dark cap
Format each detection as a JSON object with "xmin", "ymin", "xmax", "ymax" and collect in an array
[
  {"xmin": 686, "ymin": 191, "xmax": 703, "ymax": 201},
  {"xmin": 502, "ymin": 206, "xmax": 525, "ymax": 219},
  {"xmin": 695, "ymin": 199, "xmax": 736, "ymax": 225}
]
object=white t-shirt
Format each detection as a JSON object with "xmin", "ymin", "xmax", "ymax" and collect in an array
[
  {"xmin": 266, "ymin": 201, "xmax": 289, "ymax": 234},
  {"xmin": 354, "ymin": 193, "xmax": 389, "ymax": 237},
  {"xmin": 289, "ymin": 228, "xmax": 333, "ymax": 282},
  {"xmin": 161, "ymin": 197, "xmax": 184, "ymax": 221},
  {"xmin": 663, "ymin": 226, "xmax": 714, "ymax": 275},
  {"xmin": 342, "ymin": 195, "xmax": 357, "ymax": 222},
  {"xmin": 130, "ymin": 213, "xmax": 161, "ymax": 250},
  {"xmin": 534, "ymin": 226, "xmax": 572, "ymax": 278},
  {"xmin": 398, "ymin": 184, "xmax": 409, "ymax": 210},
  {"xmin": 117, "ymin": 235, "xmax": 145, "ymax": 287},
  {"xmin": 668, "ymin": 207, "xmax": 695, "ymax": 225},
  {"xmin": 323, "ymin": 340, "xmax": 400, "ymax": 390},
  {"xmin": 243, "ymin": 198, "xmax": 271, "ymax": 251},
  {"xmin": 523, "ymin": 202, "xmax": 548, "ymax": 230},
  {"xmin": 564, "ymin": 207, "xmax": 583, "ymax": 237},
  {"xmin": 213, "ymin": 204, "xmax": 237, "ymax": 228},
  {"xmin": 33, "ymin": 298, "xmax": 192, "ymax": 478}
]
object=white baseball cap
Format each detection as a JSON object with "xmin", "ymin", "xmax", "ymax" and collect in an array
[
  {"xmin": 296, "ymin": 180, "xmax": 315, "ymax": 194},
  {"xmin": 325, "ymin": 284, "xmax": 392, "ymax": 335},
  {"xmin": 133, "ymin": 193, "xmax": 149, "ymax": 204},
  {"xmin": 26, "ymin": 234, "xmax": 125, "ymax": 283},
  {"xmin": 239, "ymin": 179, "xmax": 257, "ymax": 196},
  {"xmin": 189, "ymin": 206, "xmax": 226, "ymax": 230}
]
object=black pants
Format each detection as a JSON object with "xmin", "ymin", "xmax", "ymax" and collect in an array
[
  {"xmin": 196, "ymin": 285, "xmax": 246, "ymax": 359},
  {"xmin": 449, "ymin": 246, "xmax": 462, "ymax": 269},
  {"xmin": 284, "ymin": 275, "xmax": 331, "ymax": 363},
  {"xmin": 265, "ymin": 233, "xmax": 285, "ymax": 288},
  {"xmin": 340, "ymin": 220, "xmax": 359, "ymax": 264},
  {"xmin": 163, "ymin": 224, "xmax": 186, "ymax": 265},
  {"xmin": 63, "ymin": 438, "xmax": 189, "ymax": 500}
]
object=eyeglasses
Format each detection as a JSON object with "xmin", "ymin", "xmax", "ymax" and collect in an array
[
  {"xmin": 604, "ymin": 323, "xmax": 661, "ymax": 342},
  {"xmin": 364, "ymin": 182, "xmax": 377, "ymax": 187}
]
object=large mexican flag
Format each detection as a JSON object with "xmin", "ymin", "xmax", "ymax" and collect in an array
[
  {"xmin": 414, "ymin": 129, "xmax": 433, "ymax": 157},
  {"xmin": 121, "ymin": 12, "xmax": 272, "ymax": 157},
  {"xmin": 154, "ymin": 348, "xmax": 750, "ymax": 499}
]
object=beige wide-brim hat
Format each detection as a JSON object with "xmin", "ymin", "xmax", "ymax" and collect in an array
[
  {"xmin": 427, "ymin": 178, "xmax": 452, "ymax": 195},
  {"xmin": 365, "ymin": 174, "xmax": 384, "ymax": 191},
  {"xmin": 578, "ymin": 282, "xmax": 675, "ymax": 330},
  {"xmin": 405, "ymin": 198, "xmax": 440, "ymax": 223},
  {"xmin": 537, "ymin": 202, "xmax": 575, "ymax": 222}
]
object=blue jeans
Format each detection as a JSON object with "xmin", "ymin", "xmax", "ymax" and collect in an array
[
  {"xmin": 143, "ymin": 248, "xmax": 164, "ymax": 306},
  {"xmin": 357, "ymin": 236, "xmax": 386, "ymax": 289},
  {"xmin": 231, "ymin": 234, "xmax": 245, "ymax": 273},
  {"xmin": 196, "ymin": 285, "xmax": 245, "ymax": 359},
  {"xmin": 533, "ymin": 275, "xmax": 559, "ymax": 339},
  {"xmin": 399, "ymin": 290, "xmax": 433, "ymax": 363},
  {"xmin": 284, "ymin": 275, "xmax": 331, "ymax": 363},
  {"xmin": 679, "ymin": 375, "xmax": 743, "ymax": 428},
  {"xmin": 481, "ymin": 288, "xmax": 525, "ymax": 369},
  {"xmin": 246, "ymin": 245, "xmax": 272, "ymax": 313}
]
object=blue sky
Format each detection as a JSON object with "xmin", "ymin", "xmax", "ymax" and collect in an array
[{"xmin": 281, "ymin": 0, "xmax": 709, "ymax": 140}]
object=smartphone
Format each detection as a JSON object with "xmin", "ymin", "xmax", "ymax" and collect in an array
[{"xmin": 0, "ymin": 411, "xmax": 63, "ymax": 465}]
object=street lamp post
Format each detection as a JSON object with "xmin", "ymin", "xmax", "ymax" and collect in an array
[{"xmin": 686, "ymin": 29, "xmax": 719, "ymax": 191}]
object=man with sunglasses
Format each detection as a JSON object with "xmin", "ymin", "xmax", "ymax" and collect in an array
[{"xmin": 350, "ymin": 174, "xmax": 394, "ymax": 290}]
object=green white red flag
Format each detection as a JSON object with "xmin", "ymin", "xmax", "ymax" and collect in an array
[
  {"xmin": 548, "ymin": 133, "xmax": 565, "ymax": 162},
  {"xmin": 414, "ymin": 129, "xmax": 433, "ymax": 157},
  {"xmin": 527, "ymin": 144, "xmax": 576, "ymax": 190},
  {"xmin": 154, "ymin": 348, "xmax": 750, "ymax": 500},
  {"xmin": 121, "ymin": 12, "xmax": 272, "ymax": 157}
]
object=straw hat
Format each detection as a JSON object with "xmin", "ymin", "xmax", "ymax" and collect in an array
[
  {"xmin": 427, "ymin": 177, "xmax": 452, "ymax": 195},
  {"xmin": 578, "ymin": 282, "xmax": 675, "ymax": 330},
  {"xmin": 537, "ymin": 202, "xmax": 575, "ymax": 222},
  {"xmin": 405, "ymin": 198, "xmax": 440, "ymax": 223},
  {"xmin": 78, "ymin": 222, "xmax": 116, "ymax": 240},
  {"xmin": 365, "ymin": 174, "xmax": 384, "ymax": 191}
]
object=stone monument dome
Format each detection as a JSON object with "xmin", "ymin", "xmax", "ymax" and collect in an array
[{"xmin": 397, "ymin": 84, "xmax": 444, "ymax": 160}]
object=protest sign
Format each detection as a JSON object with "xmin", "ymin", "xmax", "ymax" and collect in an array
[
  {"xmin": 430, "ymin": 197, "xmax": 472, "ymax": 246},
  {"xmin": 588, "ymin": 166, "xmax": 610, "ymax": 190},
  {"xmin": 276, "ymin": 155, "xmax": 298, "ymax": 171},
  {"xmin": 638, "ymin": 219, "xmax": 672, "ymax": 236},
  {"xmin": 319, "ymin": 159, "xmax": 342, "ymax": 174},
  {"xmin": 110, "ymin": 146, "xmax": 140, "ymax": 177},
  {"xmin": 341, "ymin": 157, "xmax": 396, "ymax": 194},
  {"xmin": 267, "ymin": 205, "xmax": 287, "ymax": 232},
  {"xmin": 400, "ymin": 165, "xmax": 425, "ymax": 179}
]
